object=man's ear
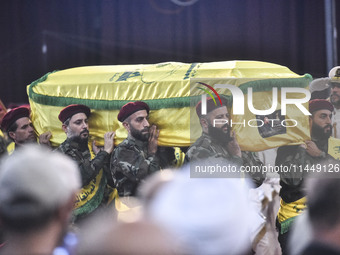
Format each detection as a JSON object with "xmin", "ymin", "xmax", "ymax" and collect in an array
[
  {"xmin": 122, "ymin": 121, "xmax": 130, "ymax": 132},
  {"xmin": 8, "ymin": 131, "xmax": 15, "ymax": 141},
  {"xmin": 200, "ymin": 117, "xmax": 209, "ymax": 129},
  {"xmin": 309, "ymin": 115, "xmax": 313, "ymax": 127},
  {"xmin": 62, "ymin": 124, "xmax": 68, "ymax": 134}
]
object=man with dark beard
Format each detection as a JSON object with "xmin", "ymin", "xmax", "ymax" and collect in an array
[
  {"xmin": 276, "ymin": 99, "xmax": 340, "ymax": 255},
  {"xmin": 56, "ymin": 104, "xmax": 115, "ymax": 222},
  {"xmin": 185, "ymin": 97, "xmax": 264, "ymax": 185},
  {"xmin": 185, "ymin": 97, "xmax": 240, "ymax": 161},
  {"xmin": 329, "ymin": 68, "xmax": 340, "ymax": 138},
  {"xmin": 110, "ymin": 101, "xmax": 160, "ymax": 197}
]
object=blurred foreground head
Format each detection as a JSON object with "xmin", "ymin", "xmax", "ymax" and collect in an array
[
  {"xmin": 77, "ymin": 216, "xmax": 182, "ymax": 255},
  {"xmin": 146, "ymin": 163, "xmax": 257, "ymax": 255},
  {"xmin": 0, "ymin": 145, "xmax": 81, "ymax": 233},
  {"xmin": 307, "ymin": 177, "xmax": 340, "ymax": 233},
  {"xmin": 291, "ymin": 177, "xmax": 340, "ymax": 254}
]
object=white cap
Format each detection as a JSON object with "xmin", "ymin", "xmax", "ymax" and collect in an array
[
  {"xmin": 148, "ymin": 164, "xmax": 259, "ymax": 255},
  {"xmin": 0, "ymin": 145, "xmax": 81, "ymax": 218},
  {"xmin": 329, "ymin": 66, "xmax": 340, "ymax": 79},
  {"xmin": 309, "ymin": 77, "xmax": 330, "ymax": 93}
]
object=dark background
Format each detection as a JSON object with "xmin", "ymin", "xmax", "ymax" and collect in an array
[{"xmin": 0, "ymin": 0, "xmax": 338, "ymax": 106}]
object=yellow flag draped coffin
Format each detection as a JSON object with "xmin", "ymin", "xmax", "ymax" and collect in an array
[{"xmin": 27, "ymin": 61, "xmax": 312, "ymax": 151}]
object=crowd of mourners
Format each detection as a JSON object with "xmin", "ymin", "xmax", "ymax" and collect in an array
[{"xmin": 1, "ymin": 66, "xmax": 340, "ymax": 255}]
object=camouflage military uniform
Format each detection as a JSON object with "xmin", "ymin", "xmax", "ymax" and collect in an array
[
  {"xmin": 186, "ymin": 133, "xmax": 242, "ymax": 164},
  {"xmin": 276, "ymin": 138, "xmax": 338, "ymax": 205},
  {"xmin": 56, "ymin": 138, "xmax": 110, "ymax": 186},
  {"xmin": 56, "ymin": 138, "xmax": 112, "ymax": 221},
  {"xmin": 275, "ymin": 138, "xmax": 339, "ymax": 254},
  {"xmin": 185, "ymin": 132, "xmax": 264, "ymax": 186},
  {"xmin": 110, "ymin": 136, "xmax": 160, "ymax": 197}
]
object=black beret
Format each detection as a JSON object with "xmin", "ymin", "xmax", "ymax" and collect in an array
[
  {"xmin": 58, "ymin": 104, "xmax": 91, "ymax": 123},
  {"xmin": 118, "ymin": 101, "xmax": 150, "ymax": 122}
]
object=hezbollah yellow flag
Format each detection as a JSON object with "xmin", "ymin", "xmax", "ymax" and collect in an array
[
  {"xmin": 328, "ymin": 136, "xmax": 340, "ymax": 160},
  {"xmin": 189, "ymin": 75, "xmax": 311, "ymax": 151},
  {"xmin": 27, "ymin": 61, "xmax": 312, "ymax": 151}
]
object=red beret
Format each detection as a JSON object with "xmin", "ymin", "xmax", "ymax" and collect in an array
[
  {"xmin": 1, "ymin": 106, "xmax": 30, "ymax": 132},
  {"xmin": 118, "ymin": 101, "xmax": 150, "ymax": 122},
  {"xmin": 58, "ymin": 104, "xmax": 91, "ymax": 123},
  {"xmin": 196, "ymin": 97, "xmax": 228, "ymax": 117},
  {"xmin": 309, "ymin": 99, "xmax": 334, "ymax": 113}
]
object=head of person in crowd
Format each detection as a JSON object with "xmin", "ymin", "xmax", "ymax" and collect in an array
[
  {"xmin": 77, "ymin": 214, "xmax": 182, "ymax": 255},
  {"xmin": 59, "ymin": 104, "xmax": 91, "ymax": 149},
  {"xmin": 138, "ymin": 169, "xmax": 175, "ymax": 212},
  {"xmin": 1, "ymin": 106, "xmax": 36, "ymax": 146},
  {"xmin": 118, "ymin": 101, "xmax": 151, "ymax": 141},
  {"xmin": 304, "ymin": 177, "xmax": 340, "ymax": 251},
  {"xmin": 147, "ymin": 163, "xmax": 257, "ymax": 255},
  {"xmin": 309, "ymin": 99, "xmax": 333, "ymax": 140},
  {"xmin": 0, "ymin": 145, "xmax": 81, "ymax": 255},
  {"xmin": 309, "ymin": 77, "xmax": 331, "ymax": 100},
  {"xmin": 196, "ymin": 97, "xmax": 231, "ymax": 145},
  {"xmin": 329, "ymin": 66, "xmax": 340, "ymax": 109}
]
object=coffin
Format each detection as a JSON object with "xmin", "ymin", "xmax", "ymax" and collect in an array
[{"xmin": 27, "ymin": 61, "xmax": 312, "ymax": 151}]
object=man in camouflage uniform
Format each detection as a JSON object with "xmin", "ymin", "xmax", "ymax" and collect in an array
[
  {"xmin": 276, "ymin": 99, "xmax": 340, "ymax": 255},
  {"xmin": 56, "ymin": 104, "xmax": 115, "ymax": 221},
  {"xmin": 110, "ymin": 101, "xmax": 160, "ymax": 197},
  {"xmin": 185, "ymin": 97, "xmax": 264, "ymax": 186}
]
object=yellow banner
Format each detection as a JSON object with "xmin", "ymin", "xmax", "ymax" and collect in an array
[
  {"xmin": 74, "ymin": 170, "xmax": 104, "ymax": 209},
  {"xmin": 328, "ymin": 136, "xmax": 340, "ymax": 160},
  {"xmin": 278, "ymin": 196, "xmax": 307, "ymax": 223}
]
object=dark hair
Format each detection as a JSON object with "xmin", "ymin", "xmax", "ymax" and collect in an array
[
  {"xmin": 0, "ymin": 196, "xmax": 57, "ymax": 233},
  {"xmin": 6, "ymin": 121, "xmax": 18, "ymax": 141},
  {"xmin": 63, "ymin": 117, "xmax": 71, "ymax": 127},
  {"xmin": 308, "ymin": 178, "xmax": 340, "ymax": 230}
]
